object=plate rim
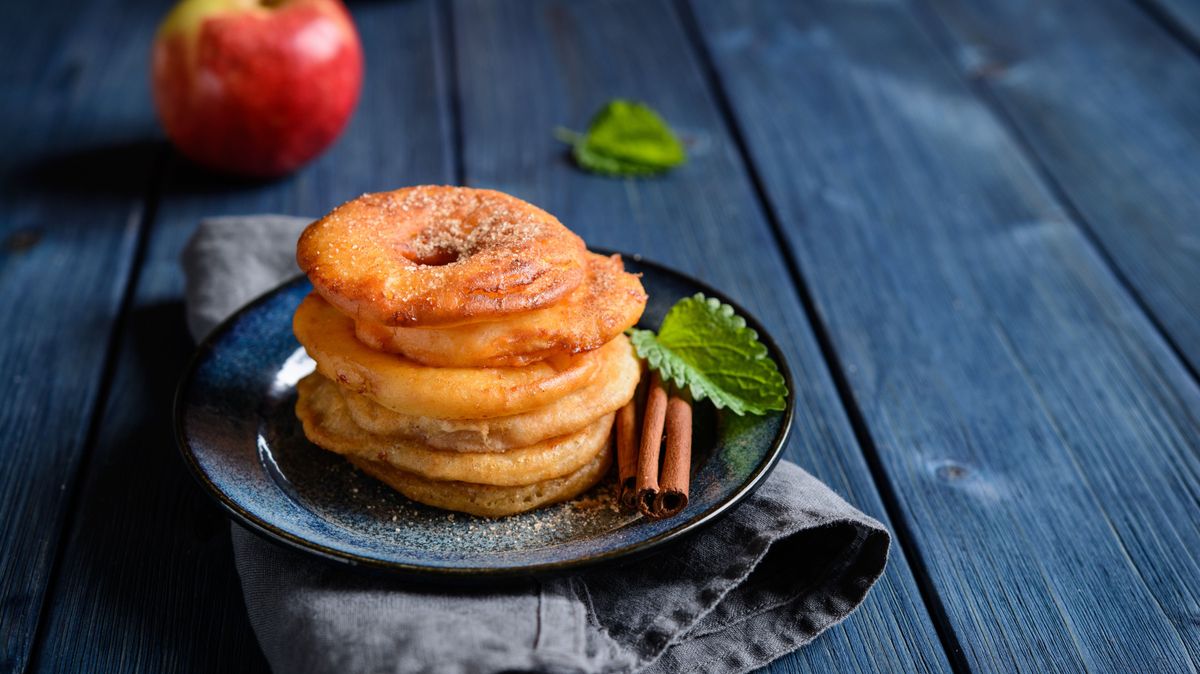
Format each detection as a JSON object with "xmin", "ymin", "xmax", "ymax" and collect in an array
[{"xmin": 174, "ymin": 250, "xmax": 795, "ymax": 578}]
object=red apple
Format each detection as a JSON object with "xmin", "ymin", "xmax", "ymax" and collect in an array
[{"xmin": 152, "ymin": 0, "xmax": 363, "ymax": 177}]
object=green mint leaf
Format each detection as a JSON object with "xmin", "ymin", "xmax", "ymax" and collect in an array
[
  {"xmin": 558, "ymin": 99, "xmax": 686, "ymax": 177},
  {"xmin": 629, "ymin": 294, "xmax": 788, "ymax": 415},
  {"xmin": 573, "ymin": 144, "xmax": 669, "ymax": 176},
  {"xmin": 581, "ymin": 100, "xmax": 686, "ymax": 169}
]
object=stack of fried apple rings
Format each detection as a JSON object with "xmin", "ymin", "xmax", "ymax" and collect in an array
[{"xmin": 292, "ymin": 186, "xmax": 647, "ymax": 517}]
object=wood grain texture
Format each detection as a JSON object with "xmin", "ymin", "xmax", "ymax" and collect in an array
[
  {"xmin": 689, "ymin": 0, "xmax": 1200, "ymax": 672},
  {"xmin": 452, "ymin": 1, "xmax": 953, "ymax": 671},
  {"xmin": 919, "ymin": 0, "xmax": 1200, "ymax": 377},
  {"xmin": 26, "ymin": 2, "xmax": 453, "ymax": 671},
  {"xmin": 0, "ymin": 0, "xmax": 160, "ymax": 669}
]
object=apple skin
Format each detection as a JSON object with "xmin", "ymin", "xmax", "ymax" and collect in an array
[{"xmin": 152, "ymin": 0, "xmax": 363, "ymax": 177}]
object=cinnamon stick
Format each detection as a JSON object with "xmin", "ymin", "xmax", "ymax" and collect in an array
[
  {"xmin": 615, "ymin": 399, "xmax": 639, "ymax": 510},
  {"xmin": 635, "ymin": 372, "xmax": 668, "ymax": 517},
  {"xmin": 653, "ymin": 393, "xmax": 692, "ymax": 518}
]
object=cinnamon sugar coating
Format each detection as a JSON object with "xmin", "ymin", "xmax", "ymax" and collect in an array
[{"xmin": 297, "ymin": 186, "xmax": 587, "ymax": 327}]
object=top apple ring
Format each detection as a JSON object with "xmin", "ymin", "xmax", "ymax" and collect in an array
[{"xmin": 297, "ymin": 186, "xmax": 588, "ymax": 327}]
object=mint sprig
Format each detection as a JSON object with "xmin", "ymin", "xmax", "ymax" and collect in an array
[
  {"xmin": 629, "ymin": 294, "xmax": 788, "ymax": 416},
  {"xmin": 555, "ymin": 99, "xmax": 686, "ymax": 177}
]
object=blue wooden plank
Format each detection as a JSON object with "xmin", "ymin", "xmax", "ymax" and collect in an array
[
  {"xmin": 27, "ymin": 1, "xmax": 454, "ymax": 671},
  {"xmin": 920, "ymin": 0, "xmax": 1200, "ymax": 379},
  {"xmin": 0, "ymin": 0, "xmax": 160, "ymax": 669},
  {"xmin": 452, "ymin": 1, "xmax": 954, "ymax": 672},
  {"xmin": 689, "ymin": 0, "xmax": 1200, "ymax": 672}
]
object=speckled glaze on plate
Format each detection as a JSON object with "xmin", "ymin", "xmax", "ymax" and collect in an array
[{"xmin": 174, "ymin": 252, "xmax": 793, "ymax": 578}]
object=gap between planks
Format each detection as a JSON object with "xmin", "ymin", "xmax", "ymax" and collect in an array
[
  {"xmin": 671, "ymin": 0, "xmax": 971, "ymax": 670},
  {"xmin": 1130, "ymin": 0, "xmax": 1200, "ymax": 59},
  {"xmin": 434, "ymin": 0, "xmax": 466, "ymax": 186},
  {"xmin": 22, "ymin": 146, "xmax": 169, "ymax": 674},
  {"xmin": 905, "ymin": 0, "xmax": 1200, "ymax": 394}
]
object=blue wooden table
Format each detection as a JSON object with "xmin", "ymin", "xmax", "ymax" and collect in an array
[{"xmin": 4, "ymin": 0, "xmax": 1200, "ymax": 671}]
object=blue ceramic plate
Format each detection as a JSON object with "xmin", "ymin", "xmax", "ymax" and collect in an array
[{"xmin": 175, "ymin": 253, "xmax": 793, "ymax": 578}]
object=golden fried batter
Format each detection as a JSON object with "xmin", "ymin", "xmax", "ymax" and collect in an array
[
  {"xmin": 297, "ymin": 186, "xmax": 587, "ymax": 327},
  {"xmin": 346, "ymin": 446, "xmax": 613, "ymax": 518},
  {"xmin": 294, "ymin": 293, "xmax": 608, "ymax": 419},
  {"xmin": 338, "ymin": 334, "xmax": 641, "ymax": 451},
  {"xmin": 354, "ymin": 253, "xmax": 647, "ymax": 367},
  {"xmin": 296, "ymin": 372, "xmax": 612, "ymax": 485}
]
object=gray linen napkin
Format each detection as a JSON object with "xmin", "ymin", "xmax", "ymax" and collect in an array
[{"xmin": 183, "ymin": 216, "xmax": 891, "ymax": 674}]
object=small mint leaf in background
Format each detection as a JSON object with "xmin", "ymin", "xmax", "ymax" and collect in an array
[
  {"xmin": 629, "ymin": 294, "xmax": 788, "ymax": 415},
  {"xmin": 555, "ymin": 99, "xmax": 686, "ymax": 177}
]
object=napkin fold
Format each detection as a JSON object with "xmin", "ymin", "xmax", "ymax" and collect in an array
[{"xmin": 183, "ymin": 215, "xmax": 890, "ymax": 674}]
